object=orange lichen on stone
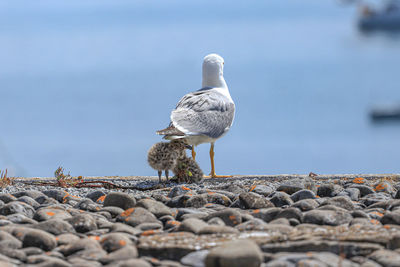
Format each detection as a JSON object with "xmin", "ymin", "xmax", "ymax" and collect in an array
[
  {"xmin": 384, "ymin": 225, "xmax": 391, "ymax": 229},
  {"xmin": 370, "ymin": 219, "xmax": 380, "ymax": 225},
  {"xmin": 229, "ymin": 215, "xmax": 238, "ymax": 225},
  {"xmin": 141, "ymin": 230, "xmax": 155, "ymax": 236},
  {"xmin": 249, "ymin": 185, "xmax": 256, "ymax": 192},
  {"xmin": 306, "ymin": 252, "xmax": 313, "ymax": 257},
  {"xmin": 89, "ymin": 236, "xmax": 101, "ymax": 241},
  {"xmin": 96, "ymin": 195, "xmax": 106, "ymax": 203},
  {"xmin": 62, "ymin": 193, "xmax": 70, "ymax": 203},
  {"xmin": 119, "ymin": 240, "xmax": 127, "ymax": 246},
  {"xmin": 370, "ymin": 211, "xmax": 384, "ymax": 217},
  {"xmin": 315, "ymin": 195, "xmax": 320, "ymax": 198},
  {"xmin": 95, "ymin": 207, "xmax": 100, "ymax": 211},
  {"xmin": 120, "ymin": 208, "xmax": 135, "ymax": 217},
  {"xmin": 207, "ymin": 191, "xmax": 215, "ymax": 195},
  {"xmin": 353, "ymin": 177, "xmax": 365, "ymax": 184},
  {"xmin": 181, "ymin": 186, "xmax": 191, "ymax": 191},
  {"xmin": 167, "ymin": 220, "xmax": 180, "ymax": 226},
  {"xmin": 374, "ymin": 183, "xmax": 387, "ymax": 191},
  {"xmin": 46, "ymin": 211, "xmax": 55, "ymax": 216},
  {"xmin": 55, "ymin": 237, "xmax": 59, "ymax": 241},
  {"xmin": 252, "ymin": 209, "xmax": 260, "ymax": 214}
]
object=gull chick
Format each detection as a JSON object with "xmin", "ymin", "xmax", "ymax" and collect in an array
[
  {"xmin": 157, "ymin": 53, "xmax": 235, "ymax": 178},
  {"xmin": 147, "ymin": 140, "xmax": 188, "ymax": 183},
  {"xmin": 173, "ymin": 156, "xmax": 204, "ymax": 184}
]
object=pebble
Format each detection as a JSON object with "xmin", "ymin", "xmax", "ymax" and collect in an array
[{"xmin": 1, "ymin": 175, "xmax": 400, "ymax": 266}]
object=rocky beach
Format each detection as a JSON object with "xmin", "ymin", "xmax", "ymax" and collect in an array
[{"xmin": 1, "ymin": 174, "xmax": 400, "ymax": 266}]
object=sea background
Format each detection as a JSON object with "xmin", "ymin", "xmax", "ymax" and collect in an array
[{"xmin": 1, "ymin": 0, "xmax": 400, "ymax": 177}]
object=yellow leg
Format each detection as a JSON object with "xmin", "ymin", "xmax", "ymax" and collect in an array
[
  {"xmin": 191, "ymin": 147, "xmax": 196, "ymax": 161},
  {"xmin": 205, "ymin": 143, "xmax": 232, "ymax": 178}
]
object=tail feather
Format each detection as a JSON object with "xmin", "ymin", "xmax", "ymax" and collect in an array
[{"xmin": 156, "ymin": 125, "xmax": 185, "ymax": 136}]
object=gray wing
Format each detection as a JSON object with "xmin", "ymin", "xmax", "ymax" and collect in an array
[{"xmin": 171, "ymin": 89, "xmax": 235, "ymax": 139}]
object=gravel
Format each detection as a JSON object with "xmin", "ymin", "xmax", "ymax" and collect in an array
[{"xmin": 0, "ymin": 174, "xmax": 400, "ymax": 266}]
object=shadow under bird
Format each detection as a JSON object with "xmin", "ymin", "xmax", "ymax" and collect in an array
[
  {"xmin": 157, "ymin": 53, "xmax": 235, "ymax": 178},
  {"xmin": 147, "ymin": 140, "xmax": 189, "ymax": 183}
]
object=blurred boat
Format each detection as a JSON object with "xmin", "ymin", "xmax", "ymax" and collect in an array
[
  {"xmin": 370, "ymin": 104, "xmax": 400, "ymax": 121},
  {"xmin": 358, "ymin": 0, "xmax": 400, "ymax": 31}
]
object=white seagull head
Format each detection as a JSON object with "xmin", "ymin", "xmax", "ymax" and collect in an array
[{"xmin": 202, "ymin": 53, "xmax": 227, "ymax": 89}]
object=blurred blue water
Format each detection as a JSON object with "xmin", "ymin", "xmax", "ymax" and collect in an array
[{"xmin": 1, "ymin": 0, "xmax": 400, "ymax": 177}]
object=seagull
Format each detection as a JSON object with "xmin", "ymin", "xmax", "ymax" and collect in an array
[{"xmin": 157, "ymin": 53, "xmax": 235, "ymax": 178}]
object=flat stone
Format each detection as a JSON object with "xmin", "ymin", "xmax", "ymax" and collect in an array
[
  {"xmin": 114, "ymin": 258, "xmax": 152, "ymax": 267},
  {"xmin": 262, "ymin": 240, "xmax": 382, "ymax": 257},
  {"xmin": 199, "ymin": 225, "xmax": 239, "ymax": 234},
  {"xmin": 320, "ymin": 196, "xmax": 355, "ymax": 211},
  {"xmin": 6, "ymin": 213, "xmax": 37, "ymax": 224},
  {"xmin": 33, "ymin": 208, "xmax": 72, "ymax": 221},
  {"xmin": 291, "ymin": 199, "xmax": 319, "ymax": 211},
  {"xmin": 369, "ymin": 249, "xmax": 400, "ymax": 267},
  {"xmin": 178, "ymin": 218, "xmax": 208, "ymax": 234},
  {"xmin": 206, "ymin": 209, "xmax": 242, "ymax": 227},
  {"xmin": 26, "ymin": 255, "xmax": 70, "ymax": 266},
  {"xmin": 275, "ymin": 208, "xmax": 303, "ymax": 221},
  {"xmin": 100, "ymin": 206, "xmax": 125, "ymax": 218},
  {"xmin": 22, "ymin": 229, "xmax": 57, "ymax": 251},
  {"xmin": 239, "ymin": 192, "xmax": 274, "ymax": 209},
  {"xmin": 303, "ymin": 210, "xmax": 352, "ymax": 226},
  {"xmin": 100, "ymin": 233, "xmax": 133, "ymax": 253},
  {"xmin": 56, "ymin": 233, "xmax": 80, "ymax": 246},
  {"xmin": 103, "ymin": 192, "xmax": 136, "ymax": 210},
  {"xmin": 181, "ymin": 250, "xmax": 208, "ymax": 267},
  {"xmin": 100, "ymin": 245, "xmax": 138, "ymax": 264},
  {"xmin": 136, "ymin": 199, "xmax": 173, "ymax": 218},
  {"xmin": 205, "ymin": 239, "xmax": 263, "ymax": 267},
  {"xmin": 32, "ymin": 219, "xmax": 75, "ymax": 235},
  {"xmin": 117, "ymin": 207, "xmax": 161, "ymax": 227},
  {"xmin": 60, "ymin": 237, "xmax": 102, "ymax": 256}
]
